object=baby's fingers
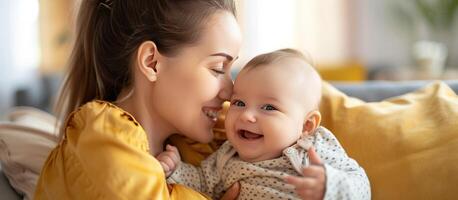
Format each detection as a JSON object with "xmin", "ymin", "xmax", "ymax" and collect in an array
[
  {"xmin": 160, "ymin": 161, "xmax": 170, "ymax": 172},
  {"xmin": 166, "ymin": 144, "xmax": 179, "ymax": 155},
  {"xmin": 165, "ymin": 145, "xmax": 181, "ymax": 163},
  {"xmin": 160, "ymin": 154, "xmax": 177, "ymax": 171},
  {"xmin": 285, "ymin": 176, "xmax": 318, "ymax": 189},
  {"xmin": 302, "ymin": 165, "xmax": 325, "ymax": 179},
  {"xmin": 296, "ymin": 188, "xmax": 319, "ymax": 200}
]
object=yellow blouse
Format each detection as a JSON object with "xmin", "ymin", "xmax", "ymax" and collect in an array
[{"xmin": 35, "ymin": 100, "xmax": 209, "ymax": 200}]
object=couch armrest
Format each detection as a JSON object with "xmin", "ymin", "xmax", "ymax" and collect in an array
[{"xmin": 0, "ymin": 165, "xmax": 21, "ymax": 200}]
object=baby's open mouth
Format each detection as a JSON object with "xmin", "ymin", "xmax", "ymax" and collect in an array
[{"xmin": 238, "ymin": 129, "xmax": 263, "ymax": 140}]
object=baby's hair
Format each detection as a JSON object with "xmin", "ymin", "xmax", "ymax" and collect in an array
[
  {"xmin": 242, "ymin": 48, "xmax": 315, "ymax": 72},
  {"xmin": 241, "ymin": 48, "xmax": 322, "ymax": 109}
]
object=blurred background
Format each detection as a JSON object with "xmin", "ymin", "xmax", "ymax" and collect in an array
[{"xmin": 1, "ymin": 0, "xmax": 458, "ymax": 114}]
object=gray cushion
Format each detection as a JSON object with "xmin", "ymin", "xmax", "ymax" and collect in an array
[{"xmin": 333, "ymin": 80, "xmax": 458, "ymax": 102}]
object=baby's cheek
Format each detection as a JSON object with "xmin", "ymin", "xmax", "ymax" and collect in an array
[
  {"xmin": 269, "ymin": 120, "xmax": 301, "ymax": 145},
  {"xmin": 266, "ymin": 118, "xmax": 293, "ymax": 135},
  {"xmin": 224, "ymin": 112, "xmax": 236, "ymax": 130},
  {"xmin": 224, "ymin": 113, "xmax": 238, "ymax": 138}
]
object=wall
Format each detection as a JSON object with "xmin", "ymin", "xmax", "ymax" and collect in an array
[
  {"xmin": 353, "ymin": 0, "xmax": 458, "ymax": 69},
  {"xmin": 0, "ymin": 0, "xmax": 40, "ymax": 115},
  {"xmin": 0, "ymin": 1, "xmax": 13, "ymax": 115}
]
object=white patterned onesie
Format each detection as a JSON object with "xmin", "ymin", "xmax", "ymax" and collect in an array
[{"xmin": 167, "ymin": 126, "xmax": 371, "ymax": 200}]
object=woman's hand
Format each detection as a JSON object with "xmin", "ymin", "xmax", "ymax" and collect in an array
[
  {"xmin": 156, "ymin": 145, "xmax": 181, "ymax": 177},
  {"xmin": 220, "ymin": 182, "xmax": 240, "ymax": 200},
  {"xmin": 285, "ymin": 147, "xmax": 326, "ymax": 200}
]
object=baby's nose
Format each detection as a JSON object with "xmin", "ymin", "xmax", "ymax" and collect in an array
[{"xmin": 240, "ymin": 109, "xmax": 256, "ymax": 123}]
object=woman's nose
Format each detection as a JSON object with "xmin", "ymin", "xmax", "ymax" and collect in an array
[{"xmin": 218, "ymin": 75, "xmax": 233, "ymax": 101}]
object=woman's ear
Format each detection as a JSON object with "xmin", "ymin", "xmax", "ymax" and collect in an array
[
  {"xmin": 302, "ymin": 110, "xmax": 322, "ymax": 136},
  {"xmin": 136, "ymin": 41, "xmax": 161, "ymax": 82}
]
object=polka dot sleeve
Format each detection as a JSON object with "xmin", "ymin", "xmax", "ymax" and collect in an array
[
  {"xmin": 167, "ymin": 161, "xmax": 207, "ymax": 193},
  {"xmin": 314, "ymin": 127, "xmax": 371, "ymax": 200},
  {"xmin": 167, "ymin": 142, "xmax": 234, "ymax": 199}
]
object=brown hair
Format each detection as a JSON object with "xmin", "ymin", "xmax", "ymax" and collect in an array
[{"xmin": 55, "ymin": 0, "xmax": 236, "ymax": 137}]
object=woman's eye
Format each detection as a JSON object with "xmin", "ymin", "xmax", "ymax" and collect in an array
[
  {"xmin": 211, "ymin": 68, "xmax": 225, "ymax": 75},
  {"xmin": 261, "ymin": 104, "xmax": 277, "ymax": 111},
  {"xmin": 231, "ymin": 100, "xmax": 245, "ymax": 107}
]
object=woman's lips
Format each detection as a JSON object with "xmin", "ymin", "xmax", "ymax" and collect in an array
[{"xmin": 202, "ymin": 107, "xmax": 221, "ymax": 122}]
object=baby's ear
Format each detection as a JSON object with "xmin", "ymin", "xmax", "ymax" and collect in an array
[{"xmin": 302, "ymin": 110, "xmax": 322, "ymax": 136}]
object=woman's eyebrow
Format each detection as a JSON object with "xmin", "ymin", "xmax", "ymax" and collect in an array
[{"xmin": 209, "ymin": 53, "xmax": 238, "ymax": 61}]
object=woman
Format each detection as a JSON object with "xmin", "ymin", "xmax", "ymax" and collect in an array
[{"xmin": 35, "ymin": 0, "xmax": 242, "ymax": 199}]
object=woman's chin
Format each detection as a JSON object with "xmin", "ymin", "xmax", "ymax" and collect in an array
[
  {"xmin": 191, "ymin": 130, "xmax": 214, "ymax": 143},
  {"xmin": 200, "ymin": 134, "xmax": 214, "ymax": 143}
]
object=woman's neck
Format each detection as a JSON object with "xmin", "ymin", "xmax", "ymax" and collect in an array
[{"xmin": 115, "ymin": 89, "xmax": 172, "ymax": 156}]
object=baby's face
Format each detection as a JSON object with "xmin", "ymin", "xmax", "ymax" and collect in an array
[{"xmin": 225, "ymin": 59, "xmax": 320, "ymax": 162}]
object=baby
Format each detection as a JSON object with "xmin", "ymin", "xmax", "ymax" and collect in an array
[{"xmin": 157, "ymin": 49, "xmax": 371, "ymax": 200}]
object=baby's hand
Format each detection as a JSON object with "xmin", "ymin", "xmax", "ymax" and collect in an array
[
  {"xmin": 156, "ymin": 145, "xmax": 181, "ymax": 177},
  {"xmin": 285, "ymin": 147, "xmax": 326, "ymax": 200}
]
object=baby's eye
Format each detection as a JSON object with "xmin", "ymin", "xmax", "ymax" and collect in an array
[
  {"xmin": 261, "ymin": 104, "xmax": 277, "ymax": 111},
  {"xmin": 231, "ymin": 100, "xmax": 245, "ymax": 107}
]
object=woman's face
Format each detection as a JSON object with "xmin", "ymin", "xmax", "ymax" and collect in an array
[{"xmin": 151, "ymin": 11, "xmax": 242, "ymax": 143}]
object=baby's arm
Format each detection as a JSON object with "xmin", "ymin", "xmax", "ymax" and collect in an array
[
  {"xmin": 285, "ymin": 147, "xmax": 326, "ymax": 200},
  {"xmin": 156, "ymin": 145, "xmax": 205, "ymax": 191},
  {"xmin": 156, "ymin": 144, "xmax": 224, "ymax": 199},
  {"xmin": 287, "ymin": 128, "xmax": 371, "ymax": 200},
  {"xmin": 312, "ymin": 128, "xmax": 370, "ymax": 200}
]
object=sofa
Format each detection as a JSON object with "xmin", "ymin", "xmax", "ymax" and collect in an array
[
  {"xmin": 1, "ymin": 80, "xmax": 458, "ymax": 200},
  {"xmin": 0, "ymin": 166, "xmax": 20, "ymax": 200}
]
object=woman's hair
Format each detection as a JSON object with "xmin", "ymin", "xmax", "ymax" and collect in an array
[{"xmin": 55, "ymin": 0, "xmax": 236, "ymax": 137}]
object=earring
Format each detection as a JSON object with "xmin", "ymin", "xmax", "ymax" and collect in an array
[{"xmin": 147, "ymin": 70, "xmax": 157, "ymax": 82}]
